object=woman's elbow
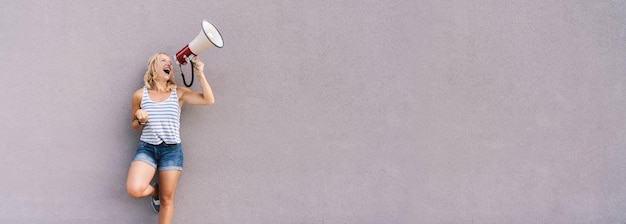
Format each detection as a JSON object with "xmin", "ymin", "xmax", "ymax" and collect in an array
[{"xmin": 205, "ymin": 98, "xmax": 215, "ymax": 106}]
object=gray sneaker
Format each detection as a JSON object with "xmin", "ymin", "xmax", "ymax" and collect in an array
[{"xmin": 151, "ymin": 182, "xmax": 160, "ymax": 214}]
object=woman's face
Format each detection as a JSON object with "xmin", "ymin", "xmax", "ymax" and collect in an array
[{"xmin": 154, "ymin": 54, "xmax": 173, "ymax": 81}]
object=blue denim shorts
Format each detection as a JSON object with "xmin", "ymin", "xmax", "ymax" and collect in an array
[{"xmin": 133, "ymin": 141, "xmax": 183, "ymax": 171}]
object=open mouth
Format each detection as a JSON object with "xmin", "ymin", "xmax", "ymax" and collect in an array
[{"xmin": 164, "ymin": 69, "xmax": 171, "ymax": 74}]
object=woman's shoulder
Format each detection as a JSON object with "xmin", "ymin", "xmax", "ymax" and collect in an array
[{"xmin": 132, "ymin": 87, "xmax": 144, "ymax": 98}]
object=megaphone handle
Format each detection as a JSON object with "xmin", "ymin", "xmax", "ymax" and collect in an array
[{"xmin": 188, "ymin": 56, "xmax": 195, "ymax": 87}]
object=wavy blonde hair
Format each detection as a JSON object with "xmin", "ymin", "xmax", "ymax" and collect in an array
[{"xmin": 144, "ymin": 52, "xmax": 176, "ymax": 91}]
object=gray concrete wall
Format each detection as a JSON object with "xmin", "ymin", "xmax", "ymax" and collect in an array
[{"xmin": 1, "ymin": 0, "xmax": 625, "ymax": 223}]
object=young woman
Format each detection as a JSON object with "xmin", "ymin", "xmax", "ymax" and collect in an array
[{"xmin": 126, "ymin": 52, "xmax": 214, "ymax": 224}]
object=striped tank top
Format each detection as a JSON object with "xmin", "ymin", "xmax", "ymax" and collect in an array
[{"xmin": 140, "ymin": 86, "xmax": 181, "ymax": 145}]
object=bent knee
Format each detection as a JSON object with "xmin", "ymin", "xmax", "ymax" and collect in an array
[
  {"xmin": 127, "ymin": 189, "xmax": 144, "ymax": 199},
  {"xmin": 126, "ymin": 184, "xmax": 148, "ymax": 198}
]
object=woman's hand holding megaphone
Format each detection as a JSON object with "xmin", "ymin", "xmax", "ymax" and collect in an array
[{"xmin": 192, "ymin": 55, "xmax": 204, "ymax": 73}]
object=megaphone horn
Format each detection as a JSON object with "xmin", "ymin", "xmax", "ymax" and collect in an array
[{"xmin": 175, "ymin": 20, "xmax": 224, "ymax": 65}]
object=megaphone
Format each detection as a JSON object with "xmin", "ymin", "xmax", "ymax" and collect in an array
[
  {"xmin": 175, "ymin": 20, "xmax": 223, "ymax": 87},
  {"xmin": 175, "ymin": 20, "xmax": 223, "ymax": 65}
]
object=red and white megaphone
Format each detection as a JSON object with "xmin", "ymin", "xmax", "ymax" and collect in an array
[
  {"xmin": 175, "ymin": 20, "xmax": 223, "ymax": 86},
  {"xmin": 175, "ymin": 20, "xmax": 223, "ymax": 65}
]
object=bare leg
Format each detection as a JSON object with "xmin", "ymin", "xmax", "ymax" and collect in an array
[
  {"xmin": 126, "ymin": 161, "xmax": 157, "ymax": 198},
  {"xmin": 158, "ymin": 170, "xmax": 181, "ymax": 224}
]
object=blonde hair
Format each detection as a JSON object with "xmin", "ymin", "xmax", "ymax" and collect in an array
[{"xmin": 144, "ymin": 52, "xmax": 176, "ymax": 91}]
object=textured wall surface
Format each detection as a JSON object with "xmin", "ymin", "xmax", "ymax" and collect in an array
[{"xmin": 1, "ymin": 0, "xmax": 626, "ymax": 223}]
